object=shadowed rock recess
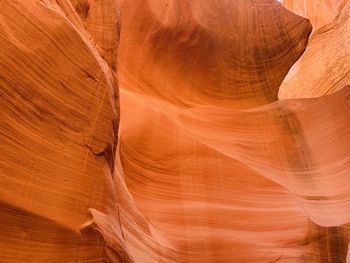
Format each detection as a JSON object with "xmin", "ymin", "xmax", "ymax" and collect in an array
[{"xmin": 0, "ymin": 0, "xmax": 349, "ymax": 262}]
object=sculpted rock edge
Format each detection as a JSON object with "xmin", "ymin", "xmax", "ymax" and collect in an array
[{"xmin": 0, "ymin": 0, "xmax": 349, "ymax": 262}]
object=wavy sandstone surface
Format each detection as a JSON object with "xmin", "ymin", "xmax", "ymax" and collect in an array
[
  {"xmin": 0, "ymin": 0, "xmax": 350, "ymax": 263},
  {"xmin": 279, "ymin": 0, "xmax": 350, "ymax": 99},
  {"xmin": 282, "ymin": 0, "xmax": 348, "ymax": 30}
]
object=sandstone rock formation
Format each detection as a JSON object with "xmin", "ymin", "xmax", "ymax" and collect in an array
[
  {"xmin": 119, "ymin": 0, "xmax": 312, "ymax": 109},
  {"xmin": 0, "ymin": 0, "xmax": 129, "ymax": 262},
  {"xmin": 279, "ymin": 0, "xmax": 350, "ymax": 99},
  {"xmin": 0, "ymin": 0, "xmax": 349, "ymax": 263},
  {"xmin": 282, "ymin": 0, "xmax": 348, "ymax": 30}
]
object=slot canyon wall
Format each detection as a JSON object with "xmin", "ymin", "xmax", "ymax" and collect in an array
[{"xmin": 0, "ymin": 0, "xmax": 349, "ymax": 262}]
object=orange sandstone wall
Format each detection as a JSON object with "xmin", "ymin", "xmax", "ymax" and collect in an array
[
  {"xmin": 279, "ymin": 0, "xmax": 350, "ymax": 99},
  {"xmin": 282, "ymin": 0, "xmax": 348, "ymax": 30},
  {"xmin": 0, "ymin": 1, "xmax": 350, "ymax": 263}
]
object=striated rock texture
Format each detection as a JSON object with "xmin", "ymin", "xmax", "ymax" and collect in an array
[
  {"xmin": 0, "ymin": 0, "xmax": 350, "ymax": 263},
  {"xmin": 279, "ymin": 0, "xmax": 350, "ymax": 99},
  {"xmin": 282, "ymin": 0, "xmax": 348, "ymax": 30},
  {"xmin": 118, "ymin": 0, "xmax": 312, "ymax": 109},
  {"xmin": 118, "ymin": 0, "xmax": 350, "ymax": 262},
  {"xmin": 0, "ymin": 0, "xmax": 130, "ymax": 262}
]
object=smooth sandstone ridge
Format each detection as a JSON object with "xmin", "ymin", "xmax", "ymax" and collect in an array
[
  {"xmin": 0, "ymin": 0, "xmax": 350, "ymax": 263},
  {"xmin": 279, "ymin": 0, "xmax": 350, "ymax": 99},
  {"xmin": 282, "ymin": 0, "xmax": 348, "ymax": 30},
  {"xmin": 119, "ymin": 0, "xmax": 312, "ymax": 109},
  {"xmin": 0, "ymin": 1, "xmax": 131, "ymax": 262}
]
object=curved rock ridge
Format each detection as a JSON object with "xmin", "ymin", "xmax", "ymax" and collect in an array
[
  {"xmin": 118, "ymin": 0, "xmax": 350, "ymax": 262},
  {"xmin": 1, "ymin": 0, "xmax": 350, "ymax": 263},
  {"xmin": 282, "ymin": 0, "xmax": 348, "ymax": 30},
  {"xmin": 119, "ymin": 0, "xmax": 312, "ymax": 109},
  {"xmin": 120, "ymin": 86, "xmax": 350, "ymax": 262},
  {"xmin": 279, "ymin": 0, "xmax": 350, "ymax": 99},
  {"xmin": 0, "ymin": 1, "xmax": 189, "ymax": 262},
  {"xmin": 0, "ymin": 0, "xmax": 132, "ymax": 262}
]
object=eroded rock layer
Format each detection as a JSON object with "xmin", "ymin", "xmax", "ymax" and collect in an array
[
  {"xmin": 0, "ymin": 1, "xmax": 129, "ymax": 262},
  {"xmin": 118, "ymin": 0, "xmax": 350, "ymax": 262},
  {"xmin": 119, "ymin": 0, "xmax": 312, "ymax": 109},
  {"xmin": 282, "ymin": 0, "xmax": 348, "ymax": 30},
  {"xmin": 0, "ymin": 0, "xmax": 349, "ymax": 263},
  {"xmin": 279, "ymin": 0, "xmax": 350, "ymax": 99}
]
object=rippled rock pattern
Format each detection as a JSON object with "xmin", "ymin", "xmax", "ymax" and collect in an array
[
  {"xmin": 0, "ymin": 0, "xmax": 349, "ymax": 262},
  {"xmin": 283, "ymin": 0, "xmax": 348, "ymax": 30},
  {"xmin": 279, "ymin": 0, "xmax": 350, "ymax": 99}
]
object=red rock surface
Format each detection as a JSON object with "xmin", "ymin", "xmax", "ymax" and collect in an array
[
  {"xmin": 119, "ymin": 0, "xmax": 311, "ymax": 109},
  {"xmin": 279, "ymin": 0, "xmax": 350, "ymax": 99},
  {"xmin": 282, "ymin": 0, "xmax": 348, "ymax": 30},
  {"xmin": 0, "ymin": 0, "xmax": 349, "ymax": 262},
  {"xmin": 0, "ymin": 1, "xmax": 128, "ymax": 262}
]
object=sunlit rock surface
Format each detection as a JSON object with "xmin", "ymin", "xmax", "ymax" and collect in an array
[
  {"xmin": 282, "ymin": 0, "xmax": 348, "ymax": 30},
  {"xmin": 279, "ymin": 0, "xmax": 350, "ymax": 99},
  {"xmin": 0, "ymin": 0, "xmax": 349, "ymax": 262}
]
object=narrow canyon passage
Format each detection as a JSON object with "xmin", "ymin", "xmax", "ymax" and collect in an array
[{"xmin": 0, "ymin": 0, "xmax": 349, "ymax": 262}]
